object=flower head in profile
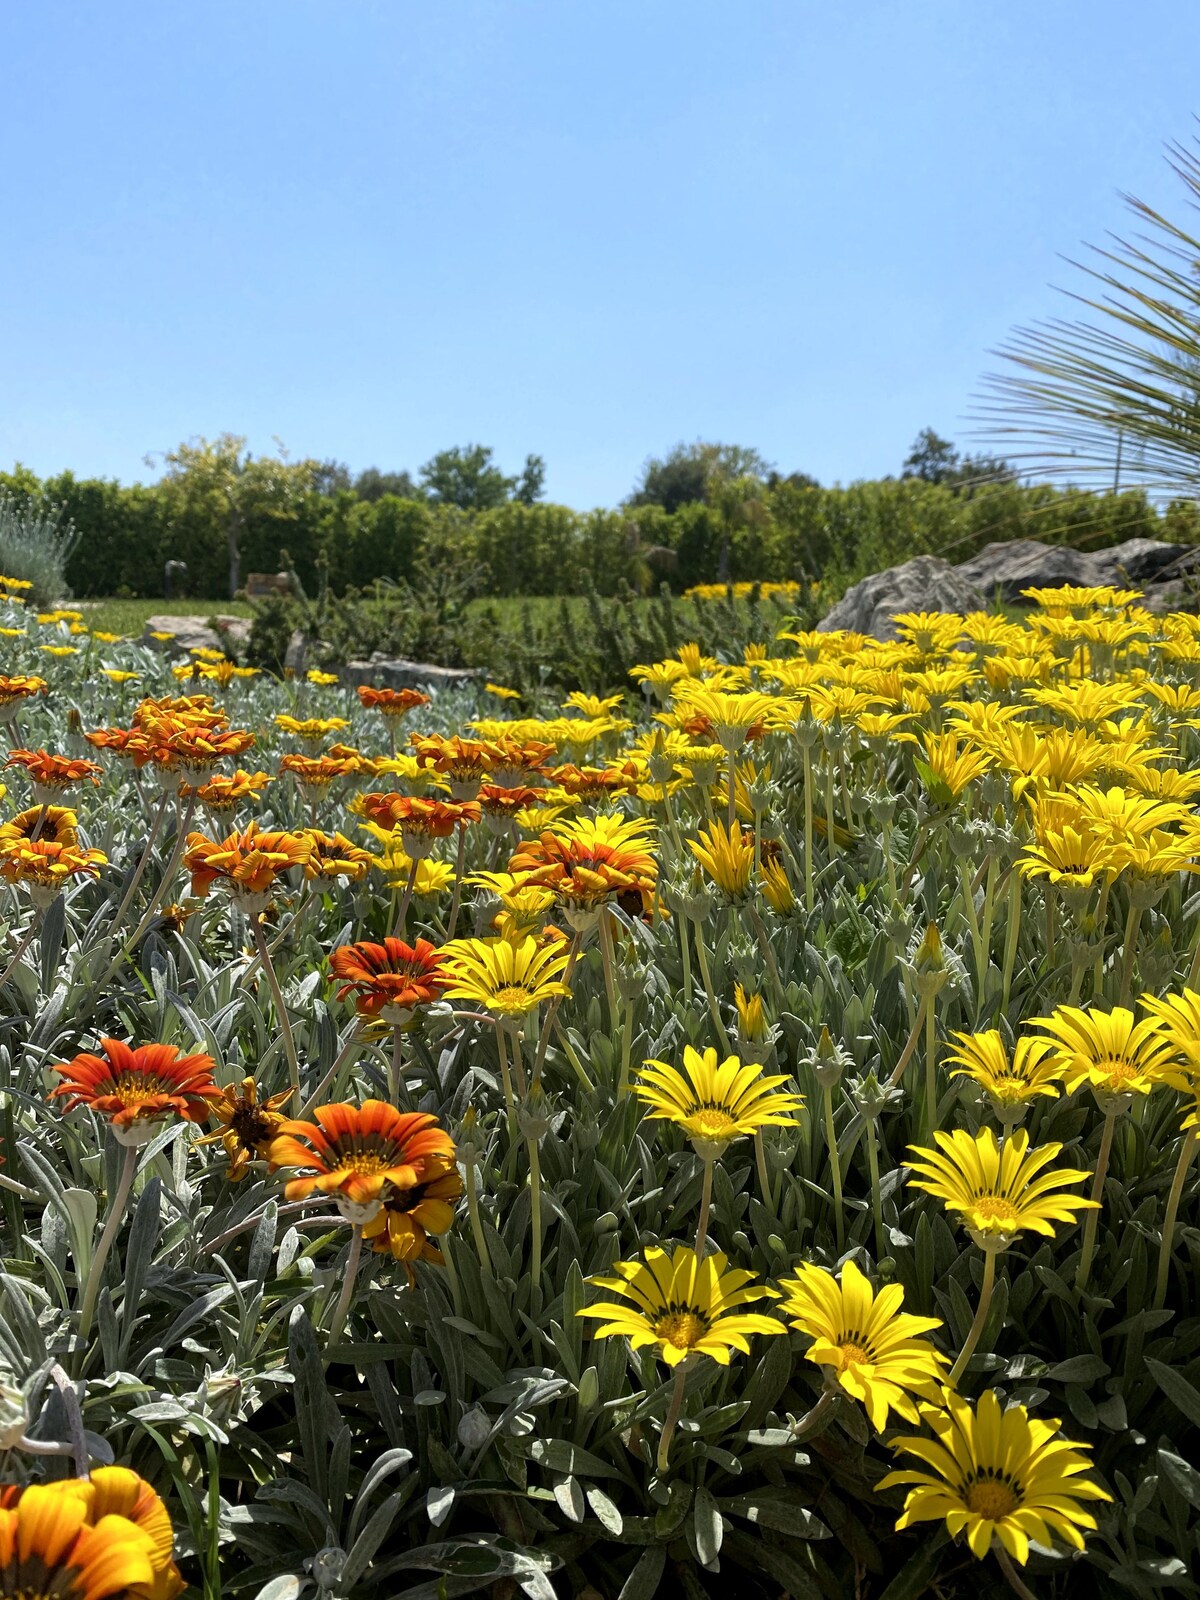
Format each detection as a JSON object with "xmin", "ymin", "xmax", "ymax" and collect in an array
[
  {"xmin": 299, "ymin": 829, "xmax": 373, "ymax": 881},
  {"xmin": 905, "ymin": 1127, "xmax": 1097, "ymax": 1252},
  {"xmin": 279, "ymin": 753, "xmax": 361, "ymax": 798},
  {"xmin": 688, "ymin": 818, "xmax": 755, "ymax": 901},
  {"xmin": 197, "ymin": 1077, "xmax": 294, "ymax": 1181},
  {"xmin": 0, "ymin": 837, "xmax": 107, "ymax": 905},
  {"xmin": 183, "ymin": 824, "xmax": 313, "ymax": 913},
  {"xmin": 360, "ymin": 793, "xmax": 480, "ymax": 858},
  {"xmin": 6, "ymin": 748, "xmax": 102, "ymax": 798},
  {"xmin": 778, "ymin": 1260, "xmax": 948, "ymax": 1430},
  {"xmin": 183, "ymin": 768, "xmax": 274, "ymax": 812},
  {"xmin": 329, "ymin": 937, "xmax": 449, "ymax": 1022},
  {"xmin": 274, "ymin": 714, "xmax": 350, "ymax": 746},
  {"xmin": 944, "ymin": 1029, "xmax": 1066, "ymax": 1124},
  {"xmin": 1030, "ymin": 1003, "xmax": 1174, "ymax": 1104},
  {"xmin": 579, "ymin": 1244, "xmax": 785, "ymax": 1366},
  {"xmin": 879, "ymin": 1388, "xmax": 1111, "ymax": 1565},
  {"xmin": 635, "ymin": 1045, "xmax": 803, "ymax": 1159},
  {"xmin": 361, "ymin": 1156, "xmax": 464, "ymax": 1262},
  {"xmin": 0, "ymin": 674, "xmax": 49, "ymax": 720},
  {"xmin": 267, "ymin": 1100, "xmax": 454, "ymax": 1223},
  {"xmin": 52, "ymin": 1039, "xmax": 219, "ymax": 1147},
  {"xmin": 439, "ymin": 934, "xmax": 572, "ymax": 1021},
  {"xmin": 357, "ymin": 685, "xmax": 431, "ymax": 718},
  {"xmin": 508, "ymin": 813, "xmax": 658, "ymax": 924}
]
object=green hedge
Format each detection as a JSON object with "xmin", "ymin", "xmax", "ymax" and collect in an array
[{"xmin": 2, "ymin": 464, "xmax": 1194, "ymax": 601}]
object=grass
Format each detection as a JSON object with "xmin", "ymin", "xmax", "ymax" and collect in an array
[{"xmin": 78, "ymin": 597, "xmax": 255, "ymax": 636}]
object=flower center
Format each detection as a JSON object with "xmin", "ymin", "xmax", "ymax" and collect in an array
[
  {"xmin": 654, "ymin": 1309, "xmax": 708, "ymax": 1350},
  {"xmin": 1098, "ymin": 1056, "xmax": 1135, "ymax": 1085},
  {"xmin": 965, "ymin": 1475, "xmax": 1020, "ymax": 1520},
  {"xmin": 971, "ymin": 1194, "xmax": 1019, "ymax": 1228},
  {"xmin": 231, "ymin": 1105, "xmax": 272, "ymax": 1146},
  {"xmin": 837, "ymin": 1340, "xmax": 872, "ymax": 1370},
  {"xmin": 491, "ymin": 985, "xmax": 535, "ymax": 1011},
  {"xmin": 114, "ymin": 1072, "xmax": 162, "ymax": 1105},
  {"xmin": 689, "ymin": 1107, "xmax": 738, "ymax": 1139}
]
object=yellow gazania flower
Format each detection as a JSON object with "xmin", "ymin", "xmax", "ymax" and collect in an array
[
  {"xmin": 688, "ymin": 818, "xmax": 755, "ymax": 900},
  {"xmin": 274, "ymin": 713, "xmax": 350, "ymax": 743},
  {"xmin": 778, "ymin": 1259, "xmax": 948, "ymax": 1430},
  {"xmin": 1030, "ymin": 1003, "xmax": 1175, "ymax": 1102},
  {"xmin": 635, "ymin": 1044, "xmax": 803, "ymax": 1158},
  {"xmin": 671, "ymin": 686, "xmax": 780, "ymax": 751},
  {"xmin": 892, "ymin": 611, "xmax": 965, "ymax": 655},
  {"xmin": 944, "ymin": 1029, "xmax": 1066, "ymax": 1122},
  {"xmin": 0, "ymin": 625, "xmax": 26, "ymax": 636},
  {"xmin": 1025, "ymin": 677, "xmax": 1143, "ymax": 729},
  {"xmin": 760, "ymin": 851, "xmax": 795, "ymax": 914},
  {"xmin": 914, "ymin": 732, "xmax": 992, "ymax": 806},
  {"xmin": 0, "ymin": 1481, "xmax": 163, "ymax": 1598},
  {"xmin": 734, "ymin": 982, "xmax": 769, "ymax": 1044},
  {"xmin": 1017, "ymin": 793, "xmax": 1116, "ymax": 891},
  {"xmin": 359, "ymin": 823, "xmax": 455, "ymax": 895},
  {"xmin": 563, "ymin": 690, "xmax": 623, "ymax": 717},
  {"xmin": 101, "ymin": 667, "xmax": 141, "ymax": 683},
  {"xmin": 578, "ymin": 1243, "xmax": 785, "ymax": 1366},
  {"xmin": 439, "ymin": 933, "xmax": 572, "ymax": 1018},
  {"xmin": 879, "ymin": 1388, "xmax": 1111, "ymax": 1565},
  {"xmin": 91, "ymin": 630, "xmax": 124, "ymax": 643},
  {"xmin": 40, "ymin": 644, "xmax": 79, "ymax": 656},
  {"xmin": 905, "ymin": 1127, "xmax": 1097, "ymax": 1251},
  {"xmin": 306, "ymin": 668, "xmax": 341, "ymax": 685},
  {"xmin": 485, "ymin": 681, "xmax": 521, "ymax": 700},
  {"xmin": 1140, "ymin": 986, "xmax": 1200, "ymax": 1071}
]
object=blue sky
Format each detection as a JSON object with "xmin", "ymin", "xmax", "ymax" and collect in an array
[{"xmin": 3, "ymin": 1, "xmax": 1199, "ymax": 507}]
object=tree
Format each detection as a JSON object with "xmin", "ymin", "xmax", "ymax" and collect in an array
[
  {"xmin": 980, "ymin": 136, "xmax": 1200, "ymax": 497},
  {"xmin": 902, "ymin": 428, "xmax": 1015, "ymax": 492},
  {"xmin": 152, "ymin": 434, "xmax": 318, "ymax": 598},
  {"xmin": 418, "ymin": 444, "xmax": 516, "ymax": 510},
  {"xmin": 514, "ymin": 453, "xmax": 546, "ymax": 506},
  {"xmin": 628, "ymin": 442, "xmax": 775, "ymax": 512},
  {"xmin": 313, "ymin": 460, "xmax": 352, "ymax": 496},
  {"xmin": 353, "ymin": 466, "xmax": 419, "ymax": 503}
]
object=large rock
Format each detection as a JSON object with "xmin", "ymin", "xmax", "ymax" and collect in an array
[
  {"xmin": 956, "ymin": 537, "xmax": 1189, "ymax": 603},
  {"xmin": 337, "ymin": 655, "xmax": 483, "ymax": 693},
  {"xmin": 817, "ymin": 556, "xmax": 987, "ymax": 640},
  {"xmin": 141, "ymin": 614, "xmax": 252, "ymax": 656}
]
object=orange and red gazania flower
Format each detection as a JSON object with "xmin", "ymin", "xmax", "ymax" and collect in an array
[
  {"xmin": 0, "ymin": 674, "xmax": 49, "ymax": 720},
  {"xmin": 183, "ymin": 823, "xmax": 313, "ymax": 911},
  {"xmin": 300, "ymin": 829, "xmax": 373, "ymax": 881},
  {"xmin": 134, "ymin": 693, "xmax": 228, "ymax": 734},
  {"xmin": 0, "ymin": 804, "xmax": 80, "ymax": 848},
  {"xmin": 85, "ymin": 725, "xmax": 155, "ymax": 763},
  {"xmin": 0, "ymin": 1479, "xmax": 174, "ymax": 1600},
  {"xmin": 329, "ymin": 936, "xmax": 449, "ymax": 1020},
  {"xmin": 197, "ymin": 1077, "xmax": 295, "ymax": 1181},
  {"xmin": 550, "ymin": 762, "xmax": 642, "ymax": 804},
  {"xmin": 360, "ymin": 793, "xmax": 481, "ymax": 858},
  {"xmin": 358, "ymin": 686, "xmax": 431, "ymax": 718},
  {"xmin": 267, "ymin": 1100, "xmax": 456, "ymax": 1221},
  {"xmin": 508, "ymin": 814, "xmax": 659, "ymax": 921},
  {"xmin": 141, "ymin": 724, "xmax": 257, "ymax": 787},
  {"xmin": 0, "ymin": 837, "xmax": 108, "ymax": 904},
  {"xmin": 279, "ymin": 752, "xmax": 362, "ymax": 797},
  {"xmin": 6, "ymin": 748, "xmax": 103, "ymax": 793},
  {"xmin": 409, "ymin": 735, "xmax": 496, "ymax": 797},
  {"xmin": 182, "ymin": 768, "xmax": 274, "ymax": 811},
  {"xmin": 52, "ymin": 1039, "xmax": 220, "ymax": 1145}
]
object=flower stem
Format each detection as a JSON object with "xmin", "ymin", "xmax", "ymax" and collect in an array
[
  {"xmin": 1154, "ymin": 1128, "xmax": 1197, "ymax": 1308},
  {"xmin": 254, "ymin": 914, "xmax": 300, "ymax": 1095},
  {"xmin": 803, "ymin": 747, "xmax": 815, "ymax": 915},
  {"xmin": 886, "ymin": 993, "xmax": 929, "ymax": 1089},
  {"xmin": 391, "ymin": 857, "xmax": 419, "ymax": 938},
  {"xmin": 77, "ymin": 1143, "xmax": 137, "ymax": 1345},
  {"xmin": 823, "ymin": 1085, "xmax": 845, "ymax": 1254},
  {"xmin": 464, "ymin": 1157, "xmax": 493, "ymax": 1276},
  {"xmin": 445, "ymin": 825, "xmax": 468, "ymax": 939},
  {"xmin": 656, "ymin": 1364, "xmax": 688, "ymax": 1476},
  {"xmin": 726, "ymin": 748, "xmax": 737, "ymax": 830},
  {"xmin": 324, "ymin": 1224, "xmax": 365, "ymax": 1353},
  {"xmin": 598, "ymin": 908, "xmax": 620, "ymax": 1038},
  {"xmin": 694, "ymin": 1159, "xmax": 714, "ymax": 1261},
  {"xmin": 754, "ymin": 1130, "xmax": 776, "ymax": 1216},
  {"xmin": 994, "ymin": 1543, "xmax": 1039, "ymax": 1600},
  {"xmin": 528, "ymin": 1136, "xmax": 543, "ymax": 1288},
  {"xmin": 389, "ymin": 1025, "xmax": 406, "ymax": 1107},
  {"xmin": 949, "ymin": 1248, "xmax": 997, "ymax": 1385},
  {"xmin": 865, "ymin": 1116, "xmax": 886, "ymax": 1264},
  {"xmin": 106, "ymin": 792, "xmax": 169, "ymax": 940},
  {"xmin": 924, "ymin": 1001, "xmax": 938, "ymax": 1134},
  {"xmin": 690, "ymin": 918, "xmax": 733, "ymax": 1054},
  {"xmin": 1075, "ymin": 1107, "xmax": 1117, "ymax": 1292},
  {"xmin": 1001, "ymin": 871, "xmax": 1022, "ymax": 1015},
  {"xmin": 1118, "ymin": 901, "xmax": 1143, "ymax": 1008},
  {"xmin": 298, "ymin": 1019, "xmax": 365, "ymax": 1116},
  {"xmin": 496, "ymin": 1028, "xmax": 518, "ymax": 1138}
]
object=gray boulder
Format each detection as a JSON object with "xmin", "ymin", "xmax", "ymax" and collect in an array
[
  {"xmin": 141, "ymin": 614, "xmax": 252, "ymax": 656},
  {"xmin": 817, "ymin": 556, "xmax": 987, "ymax": 640},
  {"xmin": 337, "ymin": 655, "xmax": 483, "ymax": 693},
  {"xmin": 956, "ymin": 537, "xmax": 1189, "ymax": 603}
]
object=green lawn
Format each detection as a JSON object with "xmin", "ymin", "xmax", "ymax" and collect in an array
[{"xmin": 78, "ymin": 597, "xmax": 255, "ymax": 636}]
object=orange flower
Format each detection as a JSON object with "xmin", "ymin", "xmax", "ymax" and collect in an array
[
  {"xmin": 134, "ymin": 693, "xmax": 227, "ymax": 733},
  {"xmin": 52, "ymin": 1038, "xmax": 219, "ymax": 1145},
  {"xmin": 279, "ymin": 753, "xmax": 361, "ymax": 794},
  {"xmin": 360, "ymin": 793, "xmax": 481, "ymax": 858},
  {"xmin": 143, "ymin": 725, "xmax": 256, "ymax": 787},
  {"xmin": 183, "ymin": 823, "xmax": 313, "ymax": 911},
  {"xmin": 477, "ymin": 783, "xmax": 543, "ymax": 823},
  {"xmin": 0, "ymin": 803, "xmax": 79, "ymax": 847},
  {"xmin": 0, "ymin": 674, "xmax": 48, "ymax": 719},
  {"xmin": 299, "ymin": 829, "xmax": 373, "ymax": 881},
  {"xmin": 0, "ymin": 1483, "xmax": 160, "ymax": 1599},
  {"xmin": 85, "ymin": 725, "xmax": 154, "ymax": 763},
  {"xmin": 197, "ymin": 1076, "xmax": 295, "ymax": 1181},
  {"xmin": 329, "ymin": 937, "xmax": 449, "ymax": 1019},
  {"xmin": 410, "ymin": 735, "xmax": 496, "ymax": 797},
  {"xmin": 183, "ymin": 768, "xmax": 274, "ymax": 811},
  {"xmin": 0, "ymin": 837, "xmax": 107, "ymax": 905},
  {"xmin": 489, "ymin": 737, "xmax": 554, "ymax": 782},
  {"xmin": 509, "ymin": 814, "xmax": 658, "ymax": 923},
  {"xmin": 550, "ymin": 762, "xmax": 642, "ymax": 804},
  {"xmin": 267, "ymin": 1100, "xmax": 455, "ymax": 1220},
  {"xmin": 361, "ymin": 1157, "xmax": 463, "ymax": 1261},
  {"xmin": 358, "ymin": 685, "xmax": 431, "ymax": 718},
  {"xmin": 6, "ymin": 748, "xmax": 103, "ymax": 795}
]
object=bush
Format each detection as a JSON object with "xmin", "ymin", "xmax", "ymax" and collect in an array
[{"xmin": 0, "ymin": 489, "xmax": 80, "ymax": 606}]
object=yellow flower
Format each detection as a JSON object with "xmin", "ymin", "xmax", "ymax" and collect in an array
[
  {"xmin": 879, "ymin": 1388, "xmax": 1111, "ymax": 1564},
  {"xmin": 306, "ymin": 668, "xmax": 341, "ymax": 685},
  {"xmin": 905, "ymin": 1127, "xmax": 1098, "ymax": 1251},
  {"xmin": 439, "ymin": 934, "xmax": 572, "ymax": 1018},
  {"xmin": 760, "ymin": 850, "xmax": 795, "ymax": 914},
  {"xmin": 578, "ymin": 1243, "xmax": 785, "ymax": 1366},
  {"xmin": 40, "ymin": 644, "xmax": 79, "ymax": 656},
  {"xmin": 91, "ymin": 630, "xmax": 125, "ymax": 643},
  {"xmin": 101, "ymin": 668, "xmax": 141, "ymax": 683},
  {"xmin": 914, "ymin": 732, "xmax": 992, "ymax": 805},
  {"xmin": 485, "ymin": 681, "xmax": 521, "ymax": 700},
  {"xmin": 688, "ymin": 818, "xmax": 755, "ymax": 900},
  {"xmin": 734, "ymin": 982, "xmax": 768, "ymax": 1043},
  {"xmin": 1030, "ymin": 1003, "xmax": 1174, "ymax": 1101},
  {"xmin": 944, "ymin": 1029, "xmax": 1066, "ymax": 1122},
  {"xmin": 635, "ymin": 1044, "xmax": 803, "ymax": 1158},
  {"xmin": 779, "ymin": 1260, "xmax": 948, "ymax": 1429}
]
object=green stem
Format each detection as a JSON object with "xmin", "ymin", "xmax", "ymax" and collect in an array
[
  {"xmin": 656, "ymin": 1364, "xmax": 688, "ymax": 1477},
  {"xmin": 496, "ymin": 1028, "xmax": 518, "ymax": 1138},
  {"xmin": 528, "ymin": 1137, "xmax": 543, "ymax": 1288},
  {"xmin": 691, "ymin": 918, "xmax": 733, "ymax": 1054},
  {"xmin": 924, "ymin": 1000, "xmax": 938, "ymax": 1133},
  {"xmin": 464, "ymin": 1157, "xmax": 493, "ymax": 1276},
  {"xmin": 325, "ymin": 1225, "xmax": 365, "ymax": 1353},
  {"xmin": 994, "ymin": 1541, "xmax": 1039, "ymax": 1600},
  {"xmin": 598, "ymin": 908, "xmax": 620, "ymax": 1038},
  {"xmin": 823, "ymin": 1085, "xmax": 845, "ymax": 1254},
  {"xmin": 254, "ymin": 915, "xmax": 300, "ymax": 1095},
  {"xmin": 803, "ymin": 747, "xmax": 815, "ymax": 915},
  {"xmin": 1075, "ymin": 1107, "xmax": 1117, "ymax": 1292},
  {"xmin": 949, "ymin": 1248, "xmax": 997, "ymax": 1385},
  {"xmin": 886, "ymin": 993, "xmax": 929, "ymax": 1089},
  {"xmin": 391, "ymin": 856, "xmax": 419, "ymax": 938},
  {"xmin": 679, "ymin": 913, "xmax": 693, "ymax": 1007},
  {"xmin": 1154, "ymin": 1128, "xmax": 1197, "ymax": 1308},
  {"xmin": 726, "ymin": 748, "xmax": 737, "ymax": 830},
  {"xmin": 694, "ymin": 1159, "xmax": 714, "ymax": 1261},
  {"xmin": 445, "ymin": 824, "xmax": 468, "ymax": 939},
  {"xmin": 865, "ymin": 1117, "xmax": 886, "ymax": 1264},
  {"xmin": 1118, "ymin": 901, "xmax": 1143, "ymax": 1008},
  {"xmin": 1001, "ymin": 871, "xmax": 1022, "ymax": 1015},
  {"xmin": 77, "ymin": 1144, "xmax": 137, "ymax": 1345}
]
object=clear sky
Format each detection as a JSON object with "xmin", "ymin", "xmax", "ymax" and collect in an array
[{"xmin": 3, "ymin": 0, "xmax": 1199, "ymax": 507}]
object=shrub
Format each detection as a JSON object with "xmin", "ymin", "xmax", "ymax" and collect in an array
[{"xmin": 0, "ymin": 488, "xmax": 80, "ymax": 606}]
